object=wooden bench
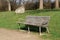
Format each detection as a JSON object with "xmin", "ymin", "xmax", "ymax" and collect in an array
[{"xmin": 17, "ymin": 16, "xmax": 50, "ymax": 35}]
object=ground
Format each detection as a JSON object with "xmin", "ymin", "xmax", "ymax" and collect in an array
[
  {"xmin": 0, "ymin": 28, "xmax": 41, "ymax": 40},
  {"xmin": 0, "ymin": 10, "xmax": 60, "ymax": 40}
]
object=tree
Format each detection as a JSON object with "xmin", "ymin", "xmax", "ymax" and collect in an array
[
  {"xmin": 0, "ymin": 0, "xmax": 8, "ymax": 11},
  {"xmin": 0, "ymin": 0, "xmax": 2, "ymax": 10},
  {"xmin": 39, "ymin": 0, "xmax": 43, "ymax": 9},
  {"xmin": 55, "ymin": 0, "xmax": 59, "ymax": 9},
  {"xmin": 44, "ymin": 0, "xmax": 51, "ymax": 9},
  {"xmin": 7, "ymin": 0, "xmax": 11, "ymax": 11}
]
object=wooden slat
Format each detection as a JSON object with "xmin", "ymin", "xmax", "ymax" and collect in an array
[
  {"xmin": 24, "ymin": 16, "xmax": 50, "ymax": 27},
  {"xmin": 18, "ymin": 16, "xmax": 50, "ymax": 27}
]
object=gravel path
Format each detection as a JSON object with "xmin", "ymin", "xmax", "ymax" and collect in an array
[{"xmin": 0, "ymin": 28, "xmax": 42, "ymax": 40}]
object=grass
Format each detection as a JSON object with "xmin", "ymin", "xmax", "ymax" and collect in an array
[{"xmin": 0, "ymin": 10, "xmax": 60, "ymax": 40}]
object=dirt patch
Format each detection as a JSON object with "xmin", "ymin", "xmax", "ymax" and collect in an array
[{"xmin": 0, "ymin": 28, "xmax": 42, "ymax": 40}]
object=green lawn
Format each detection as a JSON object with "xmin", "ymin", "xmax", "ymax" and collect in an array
[{"xmin": 0, "ymin": 10, "xmax": 60, "ymax": 40}]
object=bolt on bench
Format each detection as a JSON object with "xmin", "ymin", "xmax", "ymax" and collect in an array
[{"xmin": 17, "ymin": 16, "xmax": 50, "ymax": 35}]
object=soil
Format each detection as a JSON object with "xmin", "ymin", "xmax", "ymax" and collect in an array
[{"xmin": 0, "ymin": 28, "xmax": 42, "ymax": 40}]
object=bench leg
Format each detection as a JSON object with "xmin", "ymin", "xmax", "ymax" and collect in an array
[
  {"xmin": 46, "ymin": 27, "xmax": 49, "ymax": 33},
  {"xmin": 28, "ymin": 26, "xmax": 30, "ymax": 33},
  {"xmin": 18, "ymin": 23, "xmax": 20, "ymax": 30},
  {"xmin": 39, "ymin": 27, "xmax": 41, "ymax": 35}
]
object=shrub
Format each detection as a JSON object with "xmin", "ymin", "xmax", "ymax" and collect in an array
[{"xmin": 24, "ymin": 2, "xmax": 39, "ymax": 10}]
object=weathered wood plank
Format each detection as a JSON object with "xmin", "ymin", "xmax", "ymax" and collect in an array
[{"xmin": 24, "ymin": 16, "xmax": 50, "ymax": 27}]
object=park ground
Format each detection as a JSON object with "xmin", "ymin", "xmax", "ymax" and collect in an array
[
  {"xmin": 0, "ymin": 10, "xmax": 60, "ymax": 40},
  {"xmin": 0, "ymin": 28, "xmax": 41, "ymax": 40}
]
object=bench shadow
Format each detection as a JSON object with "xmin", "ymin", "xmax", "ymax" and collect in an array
[{"xmin": 19, "ymin": 25, "xmax": 46, "ymax": 33}]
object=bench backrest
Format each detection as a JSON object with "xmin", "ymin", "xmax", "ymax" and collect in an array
[{"xmin": 25, "ymin": 16, "xmax": 50, "ymax": 26}]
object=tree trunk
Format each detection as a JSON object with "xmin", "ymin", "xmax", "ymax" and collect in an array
[
  {"xmin": 55, "ymin": 0, "xmax": 59, "ymax": 9},
  {"xmin": 48, "ymin": 0, "xmax": 51, "ymax": 9},
  {"xmin": 7, "ymin": 0, "xmax": 11, "ymax": 11},
  {"xmin": 0, "ymin": 0, "xmax": 2, "ymax": 7},
  {"xmin": 39, "ymin": 0, "xmax": 43, "ymax": 9}
]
